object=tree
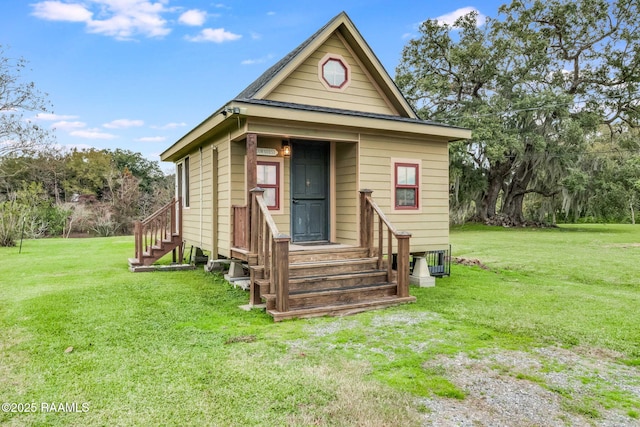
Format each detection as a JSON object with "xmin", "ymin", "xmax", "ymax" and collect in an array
[
  {"xmin": 0, "ymin": 45, "xmax": 53, "ymax": 165},
  {"xmin": 396, "ymin": 0, "xmax": 640, "ymax": 224}
]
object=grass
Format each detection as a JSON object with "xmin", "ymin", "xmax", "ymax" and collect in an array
[{"xmin": 0, "ymin": 224, "xmax": 639, "ymax": 425}]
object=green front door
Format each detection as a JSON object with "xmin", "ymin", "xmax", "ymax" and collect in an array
[{"xmin": 291, "ymin": 140, "xmax": 329, "ymax": 242}]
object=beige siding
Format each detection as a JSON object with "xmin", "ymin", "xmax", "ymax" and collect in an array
[
  {"xmin": 335, "ymin": 142, "xmax": 358, "ymax": 245},
  {"xmin": 359, "ymin": 134, "xmax": 450, "ymax": 252},
  {"xmin": 181, "ymin": 149, "xmax": 200, "ymax": 249},
  {"xmin": 216, "ymin": 137, "xmax": 231, "ymax": 256},
  {"xmin": 265, "ymin": 33, "xmax": 395, "ymax": 116},
  {"xmin": 181, "ymin": 136, "xmax": 232, "ymax": 258}
]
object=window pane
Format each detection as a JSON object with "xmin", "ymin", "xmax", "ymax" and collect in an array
[
  {"xmin": 257, "ymin": 164, "xmax": 276, "ymax": 185},
  {"xmin": 396, "ymin": 188, "xmax": 416, "ymax": 207},
  {"xmin": 263, "ymin": 188, "xmax": 276, "ymax": 207},
  {"xmin": 323, "ymin": 59, "xmax": 346, "ymax": 87},
  {"xmin": 397, "ymin": 166, "xmax": 415, "ymax": 185}
]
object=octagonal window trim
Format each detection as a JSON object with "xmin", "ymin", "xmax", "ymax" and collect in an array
[{"xmin": 318, "ymin": 53, "xmax": 351, "ymax": 91}]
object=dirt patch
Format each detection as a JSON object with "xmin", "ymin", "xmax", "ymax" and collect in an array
[
  {"xmin": 453, "ymin": 257, "xmax": 491, "ymax": 270},
  {"xmin": 420, "ymin": 347, "xmax": 640, "ymax": 426}
]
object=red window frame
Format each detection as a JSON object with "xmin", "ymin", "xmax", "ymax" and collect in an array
[
  {"xmin": 257, "ymin": 161, "xmax": 280, "ymax": 210},
  {"xmin": 394, "ymin": 162, "xmax": 419, "ymax": 209},
  {"xmin": 321, "ymin": 58, "xmax": 348, "ymax": 89}
]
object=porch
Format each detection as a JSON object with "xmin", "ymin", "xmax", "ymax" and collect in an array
[{"xmin": 231, "ymin": 188, "xmax": 415, "ymax": 321}]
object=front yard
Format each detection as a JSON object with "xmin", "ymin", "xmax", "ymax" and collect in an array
[{"xmin": 1, "ymin": 225, "xmax": 638, "ymax": 425}]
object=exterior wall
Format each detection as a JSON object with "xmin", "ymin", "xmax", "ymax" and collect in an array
[
  {"xmin": 179, "ymin": 127, "xmax": 450, "ymax": 257},
  {"xmin": 216, "ymin": 137, "xmax": 230, "ymax": 256},
  {"xmin": 359, "ymin": 133, "xmax": 450, "ymax": 252},
  {"xmin": 334, "ymin": 142, "xmax": 358, "ymax": 245},
  {"xmin": 265, "ymin": 33, "xmax": 395, "ymax": 116},
  {"xmin": 180, "ymin": 136, "xmax": 230, "ymax": 257}
]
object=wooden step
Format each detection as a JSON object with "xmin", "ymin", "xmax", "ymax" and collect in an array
[
  {"xmin": 262, "ymin": 282, "xmax": 398, "ymax": 310},
  {"xmin": 255, "ymin": 270, "xmax": 390, "ymax": 294},
  {"xmin": 288, "ymin": 247, "xmax": 370, "ymax": 263},
  {"xmin": 267, "ymin": 295, "xmax": 417, "ymax": 322},
  {"xmin": 251, "ymin": 257, "xmax": 383, "ymax": 280},
  {"xmin": 289, "ymin": 258, "xmax": 382, "ymax": 278},
  {"xmin": 128, "ymin": 257, "xmax": 142, "ymax": 267}
]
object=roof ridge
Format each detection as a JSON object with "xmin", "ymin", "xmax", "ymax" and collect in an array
[{"xmin": 235, "ymin": 11, "xmax": 348, "ymax": 100}]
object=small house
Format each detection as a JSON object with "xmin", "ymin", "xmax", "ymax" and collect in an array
[{"xmin": 130, "ymin": 12, "xmax": 471, "ymax": 320}]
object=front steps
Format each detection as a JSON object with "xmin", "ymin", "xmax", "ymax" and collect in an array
[
  {"xmin": 251, "ymin": 247, "xmax": 416, "ymax": 321},
  {"xmin": 128, "ymin": 233, "xmax": 183, "ymax": 270}
]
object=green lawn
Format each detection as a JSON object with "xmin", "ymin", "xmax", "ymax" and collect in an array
[{"xmin": 0, "ymin": 225, "xmax": 639, "ymax": 425}]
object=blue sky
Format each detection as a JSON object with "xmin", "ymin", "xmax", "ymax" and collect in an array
[{"xmin": 1, "ymin": 0, "xmax": 504, "ymax": 167}]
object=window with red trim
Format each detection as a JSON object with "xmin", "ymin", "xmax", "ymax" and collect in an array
[
  {"xmin": 394, "ymin": 163, "xmax": 419, "ymax": 209},
  {"xmin": 257, "ymin": 161, "xmax": 279, "ymax": 210},
  {"xmin": 322, "ymin": 58, "xmax": 348, "ymax": 88}
]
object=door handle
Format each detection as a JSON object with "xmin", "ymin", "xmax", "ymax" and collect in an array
[{"xmin": 292, "ymin": 199, "xmax": 298, "ymax": 204}]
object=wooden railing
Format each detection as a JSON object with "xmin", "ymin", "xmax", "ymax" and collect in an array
[
  {"xmin": 232, "ymin": 205, "xmax": 248, "ymax": 249},
  {"xmin": 359, "ymin": 190, "xmax": 411, "ymax": 298},
  {"xmin": 250, "ymin": 187, "xmax": 290, "ymax": 312},
  {"xmin": 134, "ymin": 197, "xmax": 182, "ymax": 263}
]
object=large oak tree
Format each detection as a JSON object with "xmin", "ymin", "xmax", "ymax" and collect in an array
[{"xmin": 396, "ymin": 0, "xmax": 640, "ymax": 224}]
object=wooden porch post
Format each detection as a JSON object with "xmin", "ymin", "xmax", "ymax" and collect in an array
[
  {"xmin": 359, "ymin": 190, "xmax": 373, "ymax": 251},
  {"xmin": 249, "ymin": 187, "xmax": 264, "ymax": 254},
  {"xmin": 246, "ymin": 134, "xmax": 258, "ymax": 251},
  {"xmin": 273, "ymin": 235, "xmax": 290, "ymax": 313},
  {"xmin": 396, "ymin": 232, "xmax": 411, "ymax": 298}
]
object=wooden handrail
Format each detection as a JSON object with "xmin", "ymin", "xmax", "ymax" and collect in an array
[
  {"xmin": 250, "ymin": 187, "xmax": 290, "ymax": 312},
  {"xmin": 360, "ymin": 190, "xmax": 411, "ymax": 298},
  {"xmin": 134, "ymin": 197, "xmax": 182, "ymax": 263}
]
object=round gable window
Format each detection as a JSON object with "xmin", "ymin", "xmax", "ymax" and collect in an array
[{"xmin": 318, "ymin": 53, "xmax": 351, "ymax": 91}]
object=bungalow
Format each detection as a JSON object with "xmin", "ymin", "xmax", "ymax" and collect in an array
[{"xmin": 130, "ymin": 12, "xmax": 471, "ymax": 320}]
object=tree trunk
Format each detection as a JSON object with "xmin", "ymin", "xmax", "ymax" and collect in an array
[
  {"xmin": 502, "ymin": 147, "xmax": 537, "ymax": 225},
  {"xmin": 475, "ymin": 160, "xmax": 513, "ymax": 221}
]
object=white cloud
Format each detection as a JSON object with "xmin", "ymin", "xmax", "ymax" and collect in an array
[
  {"xmin": 103, "ymin": 119, "xmax": 144, "ymax": 129},
  {"xmin": 250, "ymin": 32, "xmax": 262, "ymax": 40},
  {"xmin": 241, "ymin": 54, "xmax": 274, "ymax": 66},
  {"xmin": 267, "ymin": 11, "xmax": 276, "ymax": 16},
  {"xmin": 70, "ymin": 129, "xmax": 117, "ymax": 139},
  {"xmin": 179, "ymin": 9, "xmax": 206, "ymax": 26},
  {"xmin": 435, "ymin": 7, "xmax": 486, "ymax": 27},
  {"xmin": 52, "ymin": 120, "xmax": 86, "ymax": 131},
  {"xmin": 151, "ymin": 122, "xmax": 187, "ymax": 130},
  {"xmin": 31, "ymin": 0, "xmax": 171, "ymax": 40},
  {"xmin": 33, "ymin": 113, "xmax": 79, "ymax": 121},
  {"xmin": 135, "ymin": 136, "xmax": 166, "ymax": 142},
  {"xmin": 31, "ymin": 1, "xmax": 92, "ymax": 22},
  {"xmin": 186, "ymin": 28, "xmax": 241, "ymax": 43}
]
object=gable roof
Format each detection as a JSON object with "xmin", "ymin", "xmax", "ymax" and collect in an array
[
  {"xmin": 234, "ymin": 11, "xmax": 418, "ymax": 119},
  {"xmin": 161, "ymin": 12, "xmax": 471, "ymax": 162}
]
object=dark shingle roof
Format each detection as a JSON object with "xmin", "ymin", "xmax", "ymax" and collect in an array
[
  {"xmin": 237, "ymin": 98, "xmax": 466, "ymax": 130},
  {"xmin": 235, "ymin": 12, "xmax": 344, "ymax": 101}
]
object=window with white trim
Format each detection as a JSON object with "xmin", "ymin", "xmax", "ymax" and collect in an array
[{"xmin": 393, "ymin": 161, "xmax": 419, "ymax": 210}]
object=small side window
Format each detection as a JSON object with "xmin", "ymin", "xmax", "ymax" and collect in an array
[
  {"xmin": 177, "ymin": 157, "xmax": 190, "ymax": 208},
  {"xmin": 394, "ymin": 162, "xmax": 419, "ymax": 210}
]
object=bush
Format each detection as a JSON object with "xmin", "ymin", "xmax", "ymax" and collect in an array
[{"xmin": 0, "ymin": 200, "xmax": 24, "ymax": 246}]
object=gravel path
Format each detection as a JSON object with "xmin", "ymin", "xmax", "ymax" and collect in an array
[{"xmin": 420, "ymin": 346, "xmax": 640, "ymax": 426}]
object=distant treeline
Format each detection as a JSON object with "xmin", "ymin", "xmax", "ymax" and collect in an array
[{"xmin": 0, "ymin": 148, "xmax": 173, "ymax": 246}]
